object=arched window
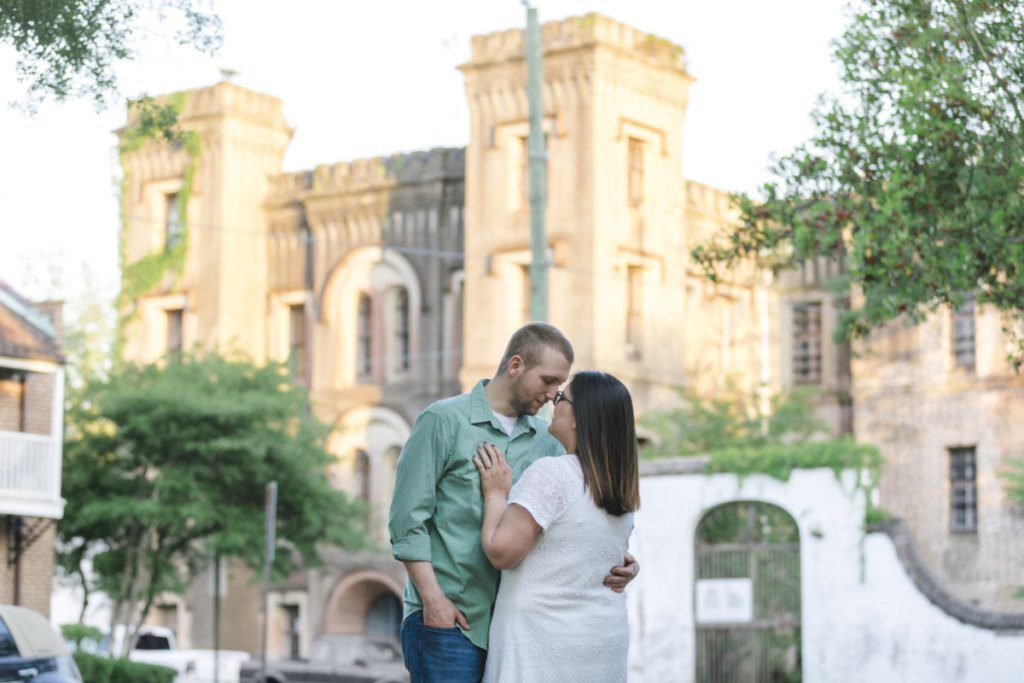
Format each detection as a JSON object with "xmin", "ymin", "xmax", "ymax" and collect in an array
[
  {"xmin": 357, "ymin": 293, "xmax": 372, "ymax": 378},
  {"xmin": 354, "ymin": 450, "xmax": 371, "ymax": 502},
  {"xmin": 394, "ymin": 287, "xmax": 410, "ymax": 372}
]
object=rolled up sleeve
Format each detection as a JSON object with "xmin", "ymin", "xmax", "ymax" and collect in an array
[{"xmin": 389, "ymin": 411, "xmax": 449, "ymax": 562}]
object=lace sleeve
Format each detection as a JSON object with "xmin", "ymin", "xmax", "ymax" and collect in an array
[{"xmin": 507, "ymin": 456, "xmax": 581, "ymax": 530}]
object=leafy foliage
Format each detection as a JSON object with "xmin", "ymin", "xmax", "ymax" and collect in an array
[
  {"xmin": 642, "ymin": 388, "xmax": 883, "ymax": 519},
  {"xmin": 692, "ymin": 0, "xmax": 1024, "ymax": 368},
  {"xmin": 641, "ymin": 387, "xmax": 832, "ymax": 458},
  {"xmin": 116, "ymin": 93, "xmax": 199, "ymax": 357},
  {"xmin": 61, "ymin": 623, "xmax": 105, "ymax": 649},
  {"xmin": 73, "ymin": 652, "xmax": 175, "ymax": 683},
  {"xmin": 1004, "ymin": 458, "xmax": 1024, "ymax": 513},
  {"xmin": 0, "ymin": 0, "xmax": 221, "ymax": 110},
  {"xmin": 60, "ymin": 351, "xmax": 366, "ymax": 648}
]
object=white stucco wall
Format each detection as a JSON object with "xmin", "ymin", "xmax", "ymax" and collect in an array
[{"xmin": 628, "ymin": 466, "xmax": 1024, "ymax": 683}]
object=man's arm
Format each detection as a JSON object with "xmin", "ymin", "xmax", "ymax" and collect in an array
[
  {"xmin": 402, "ymin": 561, "xmax": 470, "ymax": 630},
  {"xmin": 603, "ymin": 552, "xmax": 639, "ymax": 593},
  {"xmin": 389, "ymin": 412, "xmax": 465, "ymax": 625}
]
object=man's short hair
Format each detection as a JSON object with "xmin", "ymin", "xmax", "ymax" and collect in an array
[{"xmin": 496, "ymin": 322, "xmax": 574, "ymax": 375}]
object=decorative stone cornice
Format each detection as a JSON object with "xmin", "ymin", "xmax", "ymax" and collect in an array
[{"xmin": 461, "ymin": 13, "xmax": 688, "ymax": 76}]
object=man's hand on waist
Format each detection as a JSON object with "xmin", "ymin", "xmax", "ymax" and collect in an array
[{"xmin": 423, "ymin": 593, "xmax": 470, "ymax": 630}]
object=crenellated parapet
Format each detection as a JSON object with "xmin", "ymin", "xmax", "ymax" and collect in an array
[
  {"xmin": 123, "ymin": 81, "xmax": 289, "ymax": 131},
  {"xmin": 463, "ymin": 13, "xmax": 687, "ymax": 74},
  {"xmin": 267, "ymin": 148, "xmax": 465, "ymax": 206},
  {"xmin": 685, "ymin": 180, "xmax": 737, "ymax": 221}
]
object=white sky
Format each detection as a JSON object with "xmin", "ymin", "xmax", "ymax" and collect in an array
[{"xmin": 0, "ymin": 0, "xmax": 849, "ymax": 302}]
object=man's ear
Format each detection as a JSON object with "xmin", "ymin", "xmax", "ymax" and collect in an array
[{"xmin": 507, "ymin": 354, "xmax": 524, "ymax": 376}]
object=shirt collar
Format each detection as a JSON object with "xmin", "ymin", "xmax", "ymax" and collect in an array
[{"xmin": 469, "ymin": 379, "xmax": 537, "ymax": 436}]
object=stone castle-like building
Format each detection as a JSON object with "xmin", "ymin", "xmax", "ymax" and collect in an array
[{"xmin": 117, "ymin": 13, "xmax": 1023, "ymax": 657}]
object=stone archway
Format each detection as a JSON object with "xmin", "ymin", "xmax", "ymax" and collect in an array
[{"xmin": 322, "ymin": 569, "xmax": 405, "ymax": 640}]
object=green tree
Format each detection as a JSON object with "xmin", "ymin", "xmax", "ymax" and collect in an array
[
  {"xmin": 60, "ymin": 351, "xmax": 365, "ymax": 655},
  {"xmin": 0, "ymin": 0, "xmax": 221, "ymax": 109},
  {"xmin": 693, "ymin": 0, "xmax": 1024, "ymax": 367}
]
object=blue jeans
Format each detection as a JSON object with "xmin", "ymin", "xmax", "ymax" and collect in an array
[{"xmin": 400, "ymin": 610, "xmax": 486, "ymax": 683}]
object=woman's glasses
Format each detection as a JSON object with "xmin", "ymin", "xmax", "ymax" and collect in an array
[{"xmin": 553, "ymin": 390, "xmax": 573, "ymax": 405}]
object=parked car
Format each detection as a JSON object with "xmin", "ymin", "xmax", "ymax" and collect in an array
[
  {"xmin": 0, "ymin": 605, "xmax": 82, "ymax": 682},
  {"xmin": 239, "ymin": 634, "xmax": 407, "ymax": 683}
]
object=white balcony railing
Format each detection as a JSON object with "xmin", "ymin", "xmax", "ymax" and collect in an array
[{"xmin": 0, "ymin": 430, "xmax": 64, "ymax": 519}]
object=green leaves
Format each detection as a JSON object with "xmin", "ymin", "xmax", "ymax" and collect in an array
[
  {"xmin": 59, "ymin": 351, "xmax": 366, "ymax": 627},
  {"xmin": 641, "ymin": 388, "xmax": 884, "ymax": 523},
  {"xmin": 0, "ymin": 0, "xmax": 221, "ymax": 110},
  {"xmin": 694, "ymin": 0, "xmax": 1024, "ymax": 368},
  {"xmin": 640, "ymin": 387, "xmax": 831, "ymax": 459}
]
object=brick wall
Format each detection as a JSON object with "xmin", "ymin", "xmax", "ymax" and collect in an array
[
  {"xmin": 0, "ymin": 377, "xmax": 22, "ymax": 431},
  {"xmin": 0, "ymin": 372, "xmax": 54, "ymax": 435},
  {"xmin": 0, "ymin": 517, "xmax": 56, "ymax": 617},
  {"xmin": 22, "ymin": 373, "xmax": 53, "ymax": 436}
]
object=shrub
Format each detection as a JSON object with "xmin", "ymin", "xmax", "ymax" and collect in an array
[{"xmin": 72, "ymin": 652, "xmax": 175, "ymax": 683}]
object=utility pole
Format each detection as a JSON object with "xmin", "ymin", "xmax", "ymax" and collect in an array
[
  {"xmin": 213, "ymin": 552, "xmax": 220, "ymax": 683},
  {"xmin": 524, "ymin": 2, "xmax": 548, "ymax": 321},
  {"xmin": 259, "ymin": 481, "xmax": 278, "ymax": 681}
]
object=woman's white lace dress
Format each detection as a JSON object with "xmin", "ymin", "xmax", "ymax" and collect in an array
[{"xmin": 483, "ymin": 454, "xmax": 633, "ymax": 683}]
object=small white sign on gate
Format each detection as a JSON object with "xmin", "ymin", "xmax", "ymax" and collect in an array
[{"xmin": 695, "ymin": 578, "xmax": 754, "ymax": 624}]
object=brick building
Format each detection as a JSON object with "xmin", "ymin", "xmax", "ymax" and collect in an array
[{"xmin": 0, "ymin": 282, "xmax": 65, "ymax": 617}]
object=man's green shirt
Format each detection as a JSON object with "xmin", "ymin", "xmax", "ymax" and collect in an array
[{"xmin": 388, "ymin": 380, "xmax": 564, "ymax": 650}]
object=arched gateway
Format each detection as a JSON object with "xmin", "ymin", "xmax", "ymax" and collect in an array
[
  {"xmin": 694, "ymin": 501, "xmax": 802, "ymax": 682},
  {"xmin": 322, "ymin": 570, "xmax": 404, "ymax": 641}
]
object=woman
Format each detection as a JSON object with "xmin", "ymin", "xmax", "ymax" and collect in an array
[{"xmin": 473, "ymin": 370, "xmax": 640, "ymax": 683}]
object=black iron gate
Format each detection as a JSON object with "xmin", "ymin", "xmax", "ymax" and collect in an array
[{"xmin": 695, "ymin": 501, "xmax": 802, "ymax": 683}]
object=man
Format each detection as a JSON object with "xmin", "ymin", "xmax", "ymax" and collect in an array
[{"xmin": 389, "ymin": 322, "xmax": 639, "ymax": 682}]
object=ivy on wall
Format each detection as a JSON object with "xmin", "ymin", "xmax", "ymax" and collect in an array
[
  {"xmin": 642, "ymin": 389, "xmax": 885, "ymax": 524},
  {"xmin": 115, "ymin": 93, "xmax": 200, "ymax": 358},
  {"xmin": 701, "ymin": 439, "xmax": 885, "ymax": 524}
]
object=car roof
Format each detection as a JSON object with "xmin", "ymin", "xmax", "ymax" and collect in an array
[{"xmin": 0, "ymin": 605, "xmax": 69, "ymax": 659}]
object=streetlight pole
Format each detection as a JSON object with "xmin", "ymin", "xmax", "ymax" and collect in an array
[
  {"xmin": 524, "ymin": 1, "xmax": 548, "ymax": 322},
  {"xmin": 259, "ymin": 481, "xmax": 278, "ymax": 682}
]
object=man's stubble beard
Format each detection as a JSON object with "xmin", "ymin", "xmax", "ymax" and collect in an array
[{"xmin": 508, "ymin": 373, "xmax": 539, "ymax": 416}]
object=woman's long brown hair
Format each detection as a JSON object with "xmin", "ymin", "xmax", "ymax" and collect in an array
[{"xmin": 570, "ymin": 371, "xmax": 640, "ymax": 515}]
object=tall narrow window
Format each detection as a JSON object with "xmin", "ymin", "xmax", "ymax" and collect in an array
[
  {"xmin": 626, "ymin": 265, "xmax": 643, "ymax": 358},
  {"xmin": 166, "ymin": 308, "xmax": 183, "ymax": 354},
  {"xmin": 952, "ymin": 293, "xmax": 976, "ymax": 372},
  {"xmin": 165, "ymin": 193, "xmax": 183, "ymax": 250},
  {"xmin": 394, "ymin": 288, "xmax": 410, "ymax": 372},
  {"xmin": 354, "ymin": 449, "xmax": 371, "ymax": 502},
  {"xmin": 518, "ymin": 133, "xmax": 551, "ymax": 210},
  {"xmin": 519, "ymin": 136, "xmax": 530, "ymax": 208},
  {"xmin": 949, "ymin": 446, "xmax": 977, "ymax": 533},
  {"xmin": 288, "ymin": 304, "xmax": 309, "ymax": 386},
  {"xmin": 628, "ymin": 138, "xmax": 644, "ymax": 206},
  {"xmin": 792, "ymin": 302, "xmax": 822, "ymax": 384},
  {"xmin": 520, "ymin": 264, "xmax": 532, "ymax": 324},
  {"xmin": 357, "ymin": 294, "xmax": 372, "ymax": 378}
]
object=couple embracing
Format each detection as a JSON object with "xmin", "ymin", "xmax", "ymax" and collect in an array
[{"xmin": 389, "ymin": 323, "xmax": 640, "ymax": 683}]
